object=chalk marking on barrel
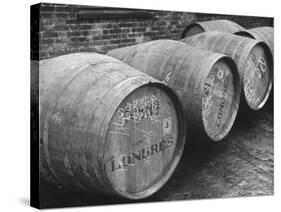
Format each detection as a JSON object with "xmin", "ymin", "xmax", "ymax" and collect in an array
[
  {"xmin": 52, "ymin": 112, "xmax": 63, "ymax": 125},
  {"xmin": 134, "ymin": 126, "xmax": 157, "ymax": 138},
  {"xmin": 245, "ymin": 52, "xmax": 268, "ymax": 106},
  {"xmin": 163, "ymin": 72, "xmax": 172, "ymax": 84},
  {"xmin": 258, "ymin": 57, "xmax": 267, "ymax": 73},
  {"xmin": 109, "ymin": 122, "xmax": 130, "ymax": 136},
  {"xmin": 108, "ymin": 131, "xmax": 130, "ymax": 137},
  {"xmin": 114, "ymin": 95, "xmax": 160, "ymax": 126},
  {"xmin": 217, "ymin": 69, "xmax": 224, "ymax": 80}
]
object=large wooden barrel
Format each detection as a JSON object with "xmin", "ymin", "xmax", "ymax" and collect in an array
[
  {"xmin": 181, "ymin": 32, "xmax": 273, "ymax": 110},
  {"xmin": 39, "ymin": 53, "xmax": 186, "ymax": 199},
  {"xmin": 235, "ymin": 27, "xmax": 274, "ymax": 110},
  {"xmin": 107, "ymin": 40, "xmax": 241, "ymax": 142},
  {"xmin": 181, "ymin": 19, "xmax": 245, "ymax": 38},
  {"xmin": 235, "ymin": 27, "xmax": 274, "ymax": 57}
]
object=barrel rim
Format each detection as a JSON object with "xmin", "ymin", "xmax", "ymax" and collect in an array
[
  {"xmin": 181, "ymin": 19, "xmax": 243, "ymax": 39},
  {"xmin": 235, "ymin": 27, "xmax": 274, "ymax": 39},
  {"xmin": 235, "ymin": 30, "xmax": 256, "ymax": 39},
  {"xmin": 244, "ymin": 41, "xmax": 273, "ymax": 110},
  {"xmin": 102, "ymin": 81, "xmax": 186, "ymax": 199},
  {"xmin": 250, "ymin": 26, "xmax": 274, "ymax": 32},
  {"xmin": 181, "ymin": 22, "xmax": 204, "ymax": 39},
  {"xmin": 200, "ymin": 55, "xmax": 241, "ymax": 141},
  {"xmin": 200, "ymin": 19, "xmax": 242, "ymax": 29}
]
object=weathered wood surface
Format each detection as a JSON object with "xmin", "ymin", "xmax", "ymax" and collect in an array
[
  {"xmin": 107, "ymin": 40, "xmax": 241, "ymax": 142},
  {"xmin": 236, "ymin": 27, "xmax": 274, "ymax": 109},
  {"xmin": 39, "ymin": 52, "xmax": 186, "ymax": 199},
  {"xmin": 202, "ymin": 61, "xmax": 236, "ymax": 140},
  {"xmin": 105, "ymin": 85, "xmax": 180, "ymax": 197},
  {"xmin": 235, "ymin": 27, "xmax": 274, "ymax": 57},
  {"xmin": 181, "ymin": 19, "xmax": 245, "ymax": 38},
  {"xmin": 181, "ymin": 32, "xmax": 273, "ymax": 110}
]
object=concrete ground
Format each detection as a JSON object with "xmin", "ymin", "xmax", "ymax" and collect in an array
[{"xmin": 39, "ymin": 100, "xmax": 273, "ymax": 209}]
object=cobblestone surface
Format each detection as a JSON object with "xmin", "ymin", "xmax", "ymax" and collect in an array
[
  {"xmin": 152, "ymin": 106, "xmax": 273, "ymax": 201},
  {"xmin": 39, "ymin": 103, "xmax": 273, "ymax": 208}
]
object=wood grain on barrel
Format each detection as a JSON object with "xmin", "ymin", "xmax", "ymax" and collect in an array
[
  {"xmin": 105, "ymin": 86, "xmax": 178, "ymax": 194},
  {"xmin": 202, "ymin": 60, "xmax": 235, "ymax": 139},
  {"xmin": 107, "ymin": 40, "xmax": 241, "ymax": 141},
  {"xmin": 244, "ymin": 45, "xmax": 271, "ymax": 109},
  {"xmin": 235, "ymin": 27, "xmax": 274, "ymax": 57},
  {"xmin": 39, "ymin": 53, "xmax": 186, "ymax": 199},
  {"xmin": 181, "ymin": 32, "xmax": 273, "ymax": 110},
  {"xmin": 182, "ymin": 19, "xmax": 245, "ymax": 38}
]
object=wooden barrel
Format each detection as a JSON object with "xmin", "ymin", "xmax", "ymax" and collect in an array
[
  {"xmin": 235, "ymin": 27, "xmax": 274, "ymax": 57},
  {"xmin": 181, "ymin": 19, "xmax": 245, "ymax": 38},
  {"xmin": 107, "ymin": 40, "xmax": 241, "ymax": 142},
  {"xmin": 181, "ymin": 32, "xmax": 273, "ymax": 110},
  {"xmin": 39, "ymin": 53, "xmax": 186, "ymax": 199}
]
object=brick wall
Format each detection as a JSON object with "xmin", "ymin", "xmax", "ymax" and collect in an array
[
  {"xmin": 195, "ymin": 13, "xmax": 273, "ymax": 29},
  {"xmin": 31, "ymin": 3, "xmax": 273, "ymax": 60}
]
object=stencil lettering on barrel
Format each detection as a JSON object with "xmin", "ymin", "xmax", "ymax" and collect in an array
[
  {"xmin": 202, "ymin": 62, "xmax": 235, "ymax": 139},
  {"xmin": 216, "ymin": 74, "xmax": 229, "ymax": 128},
  {"xmin": 203, "ymin": 74, "xmax": 228, "ymax": 128},
  {"xmin": 163, "ymin": 117, "xmax": 172, "ymax": 135},
  {"xmin": 109, "ymin": 137, "xmax": 174, "ymax": 172}
]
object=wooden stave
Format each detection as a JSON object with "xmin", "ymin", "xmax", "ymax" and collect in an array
[
  {"xmin": 235, "ymin": 27, "xmax": 274, "ymax": 57},
  {"xmin": 107, "ymin": 39, "xmax": 241, "ymax": 142},
  {"xmin": 39, "ymin": 53, "xmax": 186, "ymax": 199},
  {"xmin": 181, "ymin": 32, "xmax": 273, "ymax": 110},
  {"xmin": 181, "ymin": 19, "xmax": 245, "ymax": 38}
]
